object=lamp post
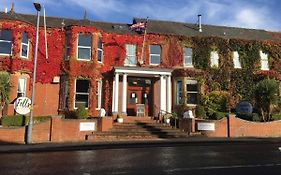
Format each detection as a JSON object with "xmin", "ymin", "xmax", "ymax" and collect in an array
[{"xmin": 26, "ymin": 2, "xmax": 41, "ymax": 144}]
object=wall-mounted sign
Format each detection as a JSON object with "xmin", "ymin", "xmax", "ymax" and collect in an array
[
  {"xmin": 80, "ymin": 122, "xmax": 96, "ymax": 131},
  {"xmin": 236, "ymin": 101, "xmax": 253, "ymax": 113},
  {"xmin": 197, "ymin": 122, "xmax": 215, "ymax": 131},
  {"xmin": 14, "ymin": 97, "xmax": 32, "ymax": 115}
]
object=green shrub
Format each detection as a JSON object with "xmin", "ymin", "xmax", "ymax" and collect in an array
[
  {"xmin": 209, "ymin": 111, "xmax": 226, "ymax": 120},
  {"xmin": 236, "ymin": 113, "xmax": 260, "ymax": 121},
  {"xmin": 1, "ymin": 115, "xmax": 27, "ymax": 127},
  {"xmin": 75, "ymin": 106, "xmax": 88, "ymax": 119},
  {"xmin": 271, "ymin": 114, "xmax": 281, "ymax": 121},
  {"xmin": 195, "ymin": 105, "xmax": 207, "ymax": 119}
]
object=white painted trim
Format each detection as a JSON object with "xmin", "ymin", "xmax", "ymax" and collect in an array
[
  {"xmin": 115, "ymin": 68, "xmax": 172, "ymax": 76},
  {"xmin": 113, "ymin": 73, "xmax": 119, "ymax": 113},
  {"xmin": 121, "ymin": 73, "xmax": 127, "ymax": 114}
]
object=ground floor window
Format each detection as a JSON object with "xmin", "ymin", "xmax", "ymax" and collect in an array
[
  {"xmin": 96, "ymin": 80, "xmax": 102, "ymax": 109},
  {"xmin": 75, "ymin": 79, "xmax": 90, "ymax": 108},
  {"xmin": 176, "ymin": 80, "xmax": 182, "ymax": 105},
  {"xmin": 186, "ymin": 80, "xmax": 198, "ymax": 104}
]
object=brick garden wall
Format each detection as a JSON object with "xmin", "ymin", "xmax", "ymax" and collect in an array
[
  {"xmin": 181, "ymin": 115, "xmax": 281, "ymax": 138},
  {"xmin": 0, "ymin": 116, "xmax": 113, "ymax": 144}
]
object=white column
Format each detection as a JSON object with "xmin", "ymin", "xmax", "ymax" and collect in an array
[
  {"xmin": 121, "ymin": 73, "xmax": 127, "ymax": 115},
  {"xmin": 160, "ymin": 75, "xmax": 167, "ymax": 115},
  {"xmin": 167, "ymin": 75, "xmax": 172, "ymax": 113},
  {"xmin": 112, "ymin": 79, "xmax": 115, "ymax": 113},
  {"xmin": 113, "ymin": 73, "xmax": 119, "ymax": 114}
]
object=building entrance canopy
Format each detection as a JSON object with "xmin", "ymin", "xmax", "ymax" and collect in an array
[{"xmin": 112, "ymin": 66, "xmax": 173, "ymax": 116}]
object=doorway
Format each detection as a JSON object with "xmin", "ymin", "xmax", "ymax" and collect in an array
[{"xmin": 127, "ymin": 77, "xmax": 153, "ymax": 116}]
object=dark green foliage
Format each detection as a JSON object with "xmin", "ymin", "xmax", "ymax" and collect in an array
[
  {"xmin": 209, "ymin": 111, "xmax": 226, "ymax": 120},
  {"xmin": 236, "ymin": 113, "xmax": 260, "ymax": 121},
  {"xmin": 271, "ymin": 114, "xmax": 281, "ymax": 121},
  {"xmin": 254, "ymin": 79, "xmax": 279, "ymax": 121},
  {"xmin": 1, "ymin": 115, "xmax": 27, "ymax": 126},
  {"xmin": 195, "ymin": 105, "xmax": 207, "ymax": 119},
  {"xmin": 75, "ymin": 106, "xmax": 88, "ymax": 119}
]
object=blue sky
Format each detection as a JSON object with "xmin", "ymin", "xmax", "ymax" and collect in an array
[{"xmin": 2, "ymin": 0, "xmax": 281, "ymax": 31}]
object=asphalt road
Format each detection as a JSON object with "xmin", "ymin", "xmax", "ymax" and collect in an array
[{"xmin": 1, "ymin": 141, "xmax": 281, "ymax": 175}]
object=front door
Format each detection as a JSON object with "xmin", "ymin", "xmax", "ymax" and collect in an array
[{"xmin": 127, "ymin": 77, "xmax": 153, "ymax": 116}]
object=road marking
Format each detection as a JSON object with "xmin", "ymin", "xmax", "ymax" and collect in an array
[{"xmin": 165, "ymin": 163, "xmax": 281, "ymax": 173}]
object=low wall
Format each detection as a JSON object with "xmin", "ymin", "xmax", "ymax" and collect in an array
[
  {"xmin": 0, "ymin": 116, "xmax": 113, "ymax": 144},
  {"xmin": 180, "ymin": 115, "xmax": 281, "ymax": 138}
]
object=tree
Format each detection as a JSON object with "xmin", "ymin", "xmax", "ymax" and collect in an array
[
  {"xmin": 254, "ymin": 79, "xmax": 279, "ymax": 122},
  {"xmin": 0, "ymin": 72, "xmax": 11, "ymax": 117}
]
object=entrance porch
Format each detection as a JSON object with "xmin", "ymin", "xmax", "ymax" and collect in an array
[{"xmin": 111, "ymin": 67, "xmax": 173, "ymax": 117}]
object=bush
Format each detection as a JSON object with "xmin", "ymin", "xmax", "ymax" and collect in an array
[
  {"xmin": 209, "ymin": 111, "xmax": 226, "ymax": 120},
  {"xmin": 271, "ymin": 114, "xmax": 281, "ymax": 121},
  {"xmin": 236, "ymin": 113, "xmax": 260, "ymax": 121},
  {"xmin": 75, "ymin": 106, "xmax": 88, "ymax": 119},
  {"xmin": 195, "ymin": 105, "xmax": 207, "ymax": 119},
  {"xmin": 1, "ymin": 115, "xmax": 27, "ymax": 127}
]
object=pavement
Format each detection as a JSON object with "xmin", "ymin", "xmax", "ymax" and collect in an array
[{"xmin": 1, "ymin": 137, "xmax": 281, "ymax": 154}]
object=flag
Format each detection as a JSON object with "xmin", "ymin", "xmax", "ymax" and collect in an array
[{"xmin": 130, "ymin": 22, "xmax": 146, "ymax": 33}]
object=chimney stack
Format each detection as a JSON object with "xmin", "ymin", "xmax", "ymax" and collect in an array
[{"xmin": 198, "ymin": 14, "xmax": 202, "ymax": 32}]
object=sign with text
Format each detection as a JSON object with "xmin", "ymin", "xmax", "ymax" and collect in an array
[
  {"xmin": 197, "ymin": 122, "xmax": 215, "ymax": 131},
  {"xmin": 14, "ymin": 97, "xmax": 32, "ymax": 115},
  {"xmin": 80, "ymin": 122, "xmax": 96, "ymax": 131}
]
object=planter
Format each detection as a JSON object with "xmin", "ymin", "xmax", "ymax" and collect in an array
[
  {"xmin": 117, "ymin": 118, "xmax": 124, "ymax": 123},
  {"xmin": 164, "ymin": 118, "xmax": 170, "ymax": 124}
]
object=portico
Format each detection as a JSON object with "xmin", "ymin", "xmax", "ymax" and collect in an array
[{"xmin": 112, "ymin": 67, "xmax": 173, "ymax": 116}]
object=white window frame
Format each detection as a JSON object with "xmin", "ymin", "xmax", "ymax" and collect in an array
[
  {"xmin": 210, "ymin": 51, "xmax": 219, "ymax": 68},
  {"xmin": 96, "ymin": 80, "xmax": 102, "ymax": 109},
  {"xmin": 124, "ymin": 44, "xmax": 137, "ymax": 66},
  {"xmin": 77, "ymin": 33, "xmax": 92, "ymax": 61},
  {"xmin": 233, "ymin": 51, "xmax": 241, "ymax": 69},
  {"xmin": 186, "ymin": 80, "xmax": 198, "ymax": 105},
  {"xmin": 74, "ymin": 79, "xmax": 90, "ymax": 109},
  {"xmin": 20, "ymin": 32, "xmax": 29, "ymax": 59},
  {"xmin": 0, "ymin": 29, "xmax": 12, "ymax": 56},
  {"xmin": 97, "ymin": 37, "xmax": 103, "ymax": 63},
  {"xmin": 176, "ymin": 80, "xmax": 183, "ymax": 105},
  {"xmin": 260, "ymin": 50, "xmax": 269, "ymax": 70},
  {"xmin": 184, "ymin": 47, "xmax": 193, "ymax": 67},
  {"xmin": 149, "ymin": 45, "xmax": 161, "ymax": 65},
  {"xmin": 17, "ymin": 77, "xmax": 27, "ymax": 97}
]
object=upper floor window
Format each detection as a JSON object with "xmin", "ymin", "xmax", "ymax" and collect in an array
[
  {"xmin": 184, "ymin": 47, "xmax": 193, "ymax": 67},
  {"xmin": 97, "ymin": 37, "xmax": 103, "ymax": 63},
  {"xmin": 210, "ymin": 51, "xmax": 219, "ymax": 68},
  {"xmin": 233, "ymin": 51, "xmax": 241, "ymax": 69},
  {"xmin": 260, "ymin": 50, "xmax": 269, "ymax": 70},
  {"xmin": 75, "ymin": 79, "xmax": 90, "ymax": 108},
  {"xmin": 150, "ymin": 45, "xmax": 161, "ymax": 65},
  {"xmin": 20, "ymin": 32, "xmax": 29, "ymax": 59},
  {"xmin": 125, "ymin": 44, "xmax": 137, "ymax": 66},
  {"xmin": 96, "ymin": 80, "xmax": 102, "ymax": 109},
  {"xmin": 77, "ymin": 33, "xmax": 92, "ymax": 61},
  {"xmin": 17, "ymin": 77, "xmax": 27, "ymax": 97},
  {"xmin": 0, "ymin": 29, "xmax": 12, "ymax": 56},
  {"xmin": 64, "ymin": 32, "xmax": 70, "ymax": 61}
]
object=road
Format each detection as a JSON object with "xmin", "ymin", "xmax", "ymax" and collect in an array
[{"xmin": 0, "ymin": 141, "xmax": 281, "ymax": 175}]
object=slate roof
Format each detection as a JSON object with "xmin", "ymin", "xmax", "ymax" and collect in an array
[{"xmin": 0, "ymin": 11, "xmax": 280, "ymax": 42}]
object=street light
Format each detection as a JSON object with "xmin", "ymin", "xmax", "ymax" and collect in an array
[{"xmin": 26, "ymin": 2, "xmax": 41, "ymax": 144}]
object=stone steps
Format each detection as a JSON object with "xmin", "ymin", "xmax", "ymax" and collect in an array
[{"xmin": 86, "ymin": 118, "xmax": 198, "ymax": 141}]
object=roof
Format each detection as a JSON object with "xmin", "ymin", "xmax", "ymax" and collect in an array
[{"xmin": 0, "ymin": 11, "xmax": 280, "ymax": 42}]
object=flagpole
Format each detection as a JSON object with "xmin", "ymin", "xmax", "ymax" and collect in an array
[{"xmin": 140, "ymin": 17, "xmax": 148, "ymax": 65}]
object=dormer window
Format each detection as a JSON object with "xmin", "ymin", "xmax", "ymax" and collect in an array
[
  {"xmin": 233, "ymin": 51, "xmax": 241, "ymax": 69},
  {"xmin": 77, "ymin": 33, "xmax": 92, "ymax": 61},
  {"xmin": 260, "ymin": 50, "xmax": 269, "ymax": 70},
  {"xmin": 0, "ymin": 29, "xmax": 12, "ymax": 56},
  {"xmin": 210, "ymin": 51, "xmax": 219, "ymax": 68}
]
